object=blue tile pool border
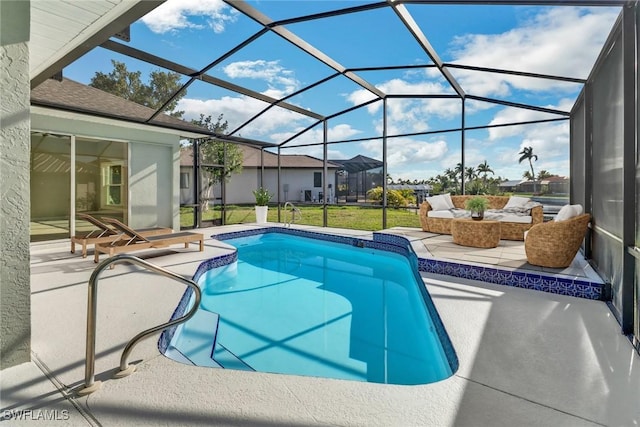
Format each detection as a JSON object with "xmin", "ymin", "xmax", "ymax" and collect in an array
[{"xmin": 416, "ymin": 257, "xmax": 603, "ymax": 300}]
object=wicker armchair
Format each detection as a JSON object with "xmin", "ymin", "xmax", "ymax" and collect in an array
[{"xmin": 524, "ymin": 213, "xmax": 591, "ymax": 268}]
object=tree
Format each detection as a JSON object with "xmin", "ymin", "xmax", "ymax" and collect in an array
[
  {"xmin": 522, "ymin": 170, "xmax": 534, "ymax": 180},
  {"xmin": 518, "ymin": 146, "xmax": 538, "ymax": 193},
  {"xmin": 444, "ymin": 168, "xmax": 458, "ymax": 194},
  {"xmin": 464, "ymin": 166, "xmax": 479, "ymax": 194},
  {"xmin": 191, "ymin": 114, "xmax": 244, "ymax": 212},
  {"xmin": 476, "ymin": 160, "xmax": 494, "ymax": 192},
  {"xmin": 537, "ymin": 170, "xmax": 553, "ymax": 180},
  {"xmin": 454, "ymin": 162, "xmax": 464, "ymax": 193},
  {"xmin": 90, "ymin": 60, "xmax": 186, "ymax": 117}
]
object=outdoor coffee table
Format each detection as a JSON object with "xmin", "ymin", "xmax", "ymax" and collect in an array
[{"xmin": 451, "ymin": 218, "xmax": 501, "ymax": 248}]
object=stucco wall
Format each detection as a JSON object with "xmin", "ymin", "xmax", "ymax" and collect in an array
[
  {"xmin": 224, "ymin": 168, "xmax": 337, "ymax": 204},
  {"xmin": 31, "ymin": 109, "xmax": 182, "ymax": 231},
  {"xmin": 1, "ymin": 1, "xmax": 31, "ymax": 368}
]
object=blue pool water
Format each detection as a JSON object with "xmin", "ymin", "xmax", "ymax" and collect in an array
[{"xmin": 165, "ymin": 233, "xmax": 455, "ymax": 385}]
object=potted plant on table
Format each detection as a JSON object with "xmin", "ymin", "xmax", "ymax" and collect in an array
[
  {"xmin": 465, "ymin": 196, "xmax": 489, "ymax": 221},
  {"xmin": 253, "ymin": 187, "xmax": 273, "ymax": 224}
]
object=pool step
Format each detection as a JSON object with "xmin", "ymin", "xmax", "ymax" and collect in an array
[
  {"xmin": 212, "ymin": 342, "xmax": 254, "ymax": 371},
  {"xmin": 166, "ymin": 309, "xmax": 254, "ymax": 371},
  {"xmin": 167, "ymin": 309, "xmax": 222, "ymax": 368}
]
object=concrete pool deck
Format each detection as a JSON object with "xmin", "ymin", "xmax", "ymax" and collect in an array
[{"xmin": 2, "ymin": 223, "xmax": 639, "ymax": 426}]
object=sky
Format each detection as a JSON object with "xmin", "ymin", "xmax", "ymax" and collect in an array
[{"xmin": 64, "ymin": 0, "xmax": 621, "ymax": 184}]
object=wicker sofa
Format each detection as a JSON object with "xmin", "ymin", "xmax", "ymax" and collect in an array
[{"xmin": 419, "ymin": 195, "xmax": 544, "ymax": 241}]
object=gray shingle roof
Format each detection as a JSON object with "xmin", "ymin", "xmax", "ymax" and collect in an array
[
  {"xmin": 180, "ymin": 145, "xmax": 341, "ymax": 169},
  {"xmin": 31, "ymin": 78, "xmax": 208, "ymax": 135}
]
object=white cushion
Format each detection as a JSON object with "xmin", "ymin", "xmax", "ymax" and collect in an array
[
  {"xmin": 555, "ymin": 204, "xmax": 583, "ymax": 222},
  {"xmin": 504, "ymin": 196, "xmax": 530, "ymax": 209},
  {"xmin": 426, "ymin": 194, "xmax": 454, "ymax": 211},
  {"xmin": 484, "ymin": 211, "xmax": 533, "ymax": 223},
  {"xmin": 442, "ymin": 193, "xmax": 455, "ymax": 209},
  {"xmin": 427, "ymin": 210, "xmax": 455, "ymax": 219},
  {"xmin": 496, "ymin": 214, "xmax": 532, "ymax": 224}
]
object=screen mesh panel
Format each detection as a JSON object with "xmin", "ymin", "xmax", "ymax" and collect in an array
[{"xmin": 591, "ymin": 32, "xmax": 625, "ymax": 313}]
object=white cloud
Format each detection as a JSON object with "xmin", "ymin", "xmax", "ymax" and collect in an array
[
  {"xmin": 476, "ymin": 116, "xmax": 570, "ymax": 179},
  {"xmin": 487, "ymin": 98, "xmax": 573, "ymax": 140},
  {"xmin": 361, "ymin": 138, "xmax": 449, "ymax": 169},
  {"xmin": 270, "ymin": 123, "xmax": 363, "ymax": 147},
  {"xmin": 449, "ymin": 7, "xmax": 620, "ymax": 96},
  {"xmin": 178, "ymin": 95, "xmax": 313, "ymax": 139},
  {"xmin": 141, "ymin": 0, "xmax": 237, "ymax": 34},
  {"xmin": 223, "ymin": 60, "xmax": 299, "ymax": 95}
]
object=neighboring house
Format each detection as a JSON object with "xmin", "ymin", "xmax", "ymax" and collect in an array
[
  {"xmin": 517, "ymin": 180, "xmax": 540, "ymax": 194},
  {"xmin": 514, "ymin": 176, "xmax": 569, "ymax": 195},
  {"xmin": 540, "ymin": 176, "xmax": 569, "ymax": 195},
  {"xmin": 180, "ymin": 145, "xmax": 341, "ymax": 205},
  {"xmin": 498, "ymin": 180, "xmax": 523, "ymax": 192},
  {"xmin": 30, "ymin": 78, "xmax": 208, "ymax": 240}
]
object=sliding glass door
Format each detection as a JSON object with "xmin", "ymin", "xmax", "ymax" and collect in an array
[
  {"xmin": 30, "ymin": 133, "xmax": 72, "ymax": 241},
  {"xmin": 74, "ymin": 137, "xmax": 128, "ymax": 235},
  {"xmin": 30, "ymin": 132, "xmax": 129, "ymax": 241}
]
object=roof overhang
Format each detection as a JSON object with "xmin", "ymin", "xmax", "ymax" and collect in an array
[
  {"xmin": 31, "ymin": 105, "xmax": 209, "ymax": 139},
  {"xmin": 30, "ymin": 1, "xmax": 164, "ymax": 89}
]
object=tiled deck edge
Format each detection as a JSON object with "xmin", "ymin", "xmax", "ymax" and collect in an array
[
  {"xmin": 374, "ymin": 232, "xmax": 605, "ymax": 301},
  {"xmin": 417, "ymin": 257, "xmax": 603, "ymax": 300}
]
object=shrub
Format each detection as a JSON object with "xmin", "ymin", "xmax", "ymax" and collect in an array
[{"xmin": 367, "ymin": 187, "xmax": 409, "ymax": 208}]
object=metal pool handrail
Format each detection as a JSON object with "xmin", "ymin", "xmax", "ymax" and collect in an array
[
  {"xmin": 77, "ymin": 254, "xmax": 201, "ymax": 395},
  {"xmin": 283, "ymin": 201, "xmax": 302, "ymax": 227}
]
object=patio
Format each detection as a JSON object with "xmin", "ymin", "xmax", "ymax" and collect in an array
[{"xmin": 2, "ymin": 224, "xmax": 638, "ymax": 426}]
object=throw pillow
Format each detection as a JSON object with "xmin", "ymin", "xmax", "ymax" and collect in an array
[
  {"xmin": 426, "ymin": 194, "xmax": 452, "ymax": 211},
  {"xmin": 442, "ymin": 193, "xmax": 455, "ymax": 209},
  {"xmin": 555, "ymin": 204, "xmax": 583, "ymax": 221},
  {"xmin": 504, "ymin": 196, "xmax": 530, "ymax": 210}
]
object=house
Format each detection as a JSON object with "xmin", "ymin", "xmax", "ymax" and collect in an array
[
  {"xmin": 540, "ymin": 176, "xmax": 570, "ymax": 195},
  {"xmin": 29, "ymin": 78, "xmax": 209, "ymax": 240},
  {"xmin": 498, "ymin": 180, "xmax": 523, "ymax": 193},
  {"xmin": 180, "ymin": 145, "xmax": 341, "ymax": 205}
]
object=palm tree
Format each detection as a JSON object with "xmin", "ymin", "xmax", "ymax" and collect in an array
[
  {"xmin": 464, "ymin": 166, "xmax": 476, "ymax": 181},
  {"xmin": 476, "ymin": 160, "xmax": 494, "ymax": 192},
  {"xmin": 444, "ymin": 168, "xmax": 458, "ymax": 193},
  {"xmin": 537, "ymin": 170, "xmax": 553, "ymax": 180},
  {"xmin": 522, "ymin": 171, "xmax": 534, "ymax": 180},
  {"xmin": 455, "ymin": 162, "xmax": 464, "ymax": 193},
  {"xmin": 463, "ymin": 167, "xmax": 476, "ymax": 193},
  {"xmin": 518, "ymin": 146, "xmax": 538, "ymax": 193}
]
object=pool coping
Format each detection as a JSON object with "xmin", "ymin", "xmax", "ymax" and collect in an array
[{"xmin": 159, "ymin": 225, "xmax": 606, "ymax": 382}]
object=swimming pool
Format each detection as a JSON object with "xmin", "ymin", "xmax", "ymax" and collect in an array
[{"xmin": 162, "ymin": 230, "xmax": 457, "ymax": 385}]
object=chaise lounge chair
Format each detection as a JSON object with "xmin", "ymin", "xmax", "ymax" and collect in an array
[
  {"xmin": 71, "ymin": 213, "xmax": 172, "ymax": 258},
  {"xmin": 94, "ymin": 217, "xmax": 204, "ymax": 263}
]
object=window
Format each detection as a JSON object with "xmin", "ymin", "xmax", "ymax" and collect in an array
[
  {"xmin": 180, "ymin": 172, "xmax": 190, "ymax": 189},
  {"xmin": 314, "ymin": 172, "xmax": 322, "ymax": 188},
  {"xmin": 102, "ymin": 162, "xmax": 125, "ymax": 206}
]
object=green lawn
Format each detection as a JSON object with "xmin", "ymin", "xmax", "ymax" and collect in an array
[{"xmin": 180, "ymin": 204, "xmax": 421, "ymax": 231}]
